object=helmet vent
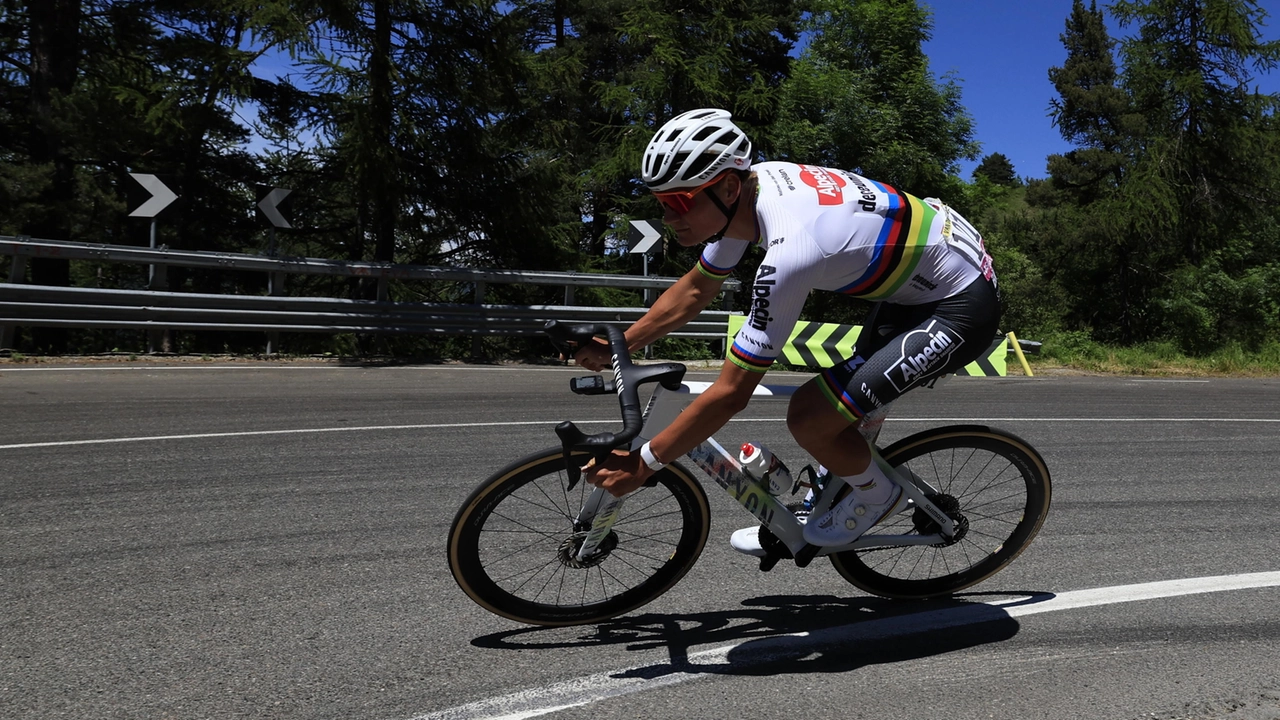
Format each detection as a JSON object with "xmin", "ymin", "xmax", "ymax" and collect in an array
[{"xmin": 692, "ymin": 126, "xmax": 720, "ymax": 142}]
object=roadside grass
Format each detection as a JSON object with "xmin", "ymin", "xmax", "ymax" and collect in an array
[{"xmin": 1027, "ymin": 331, "xmax": 1280, "ymax": 377}]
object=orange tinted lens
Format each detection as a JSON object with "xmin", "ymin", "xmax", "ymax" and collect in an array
[{"xmin": 656, "ymin": 193, "xmax": 694, "ymax": 214}]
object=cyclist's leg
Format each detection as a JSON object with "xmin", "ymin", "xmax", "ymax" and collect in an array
[
  {"xmin": 790, "ymin": 278, "xmax": 1000, "ymax": 460},
  {"xmin": 786, "ymin": 301, "xmax": 936, "ymax": 477},
  {"xmin": 789, "ymin": 278, "xmax": 1000, "ymax": 543}
]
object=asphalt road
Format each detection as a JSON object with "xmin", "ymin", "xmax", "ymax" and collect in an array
[{"xmin": 3, "ymin": 362, "xmax": 1280, "ymax": 720}]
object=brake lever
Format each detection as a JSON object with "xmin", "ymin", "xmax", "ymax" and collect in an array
[{"xmin": 556, "ymin": 421, "xmax": 586, "ymax": 490}]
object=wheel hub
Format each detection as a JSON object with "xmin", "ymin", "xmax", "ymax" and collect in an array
[{"xmin": 557, "ymin": 531, "xmax": 619, "ymax": 569}]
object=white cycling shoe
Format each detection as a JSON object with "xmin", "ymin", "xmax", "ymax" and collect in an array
[
  {"xmin": 802, "ymin": 483, "xmax": 906, "ymax": 547},
  {"xmin": 729, "ymin": 527, "xmax": 768, "ymax": 557},
  {"xmin": 729, "ymin": 501, "xmax": 811, "ymax": 557}
]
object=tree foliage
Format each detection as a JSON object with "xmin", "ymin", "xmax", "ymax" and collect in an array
[
  {"xmin": 4, "ymin": 0, "xmax": 1280, "ymax": 358},
  {"xmin": 973, "ymin": 153, "xmax": 1019, "ymax": 187},
  {"xmin": 988, "ymin": 0, "xmax": 1280, "ymax": 351},
  {"xmin": 773, "ymin": 0, "xmax": 977, "ymax": 200}
]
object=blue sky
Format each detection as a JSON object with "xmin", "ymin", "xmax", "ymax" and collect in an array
[
  {"xmin": 242, "ymin": 2, "xmax": 1280, "ymax": 179},
  {"xmin": 922, "ymin": 0, "xmax": 1280, "ymax": 179}
]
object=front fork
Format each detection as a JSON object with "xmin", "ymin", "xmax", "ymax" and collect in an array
[
  {"xmin": 568, "ymin": 381, "xmax": 684, "ymax": 562},
  {"xmin": 572, "ymin": 487, "xmax": 624, "ymax": 562}
]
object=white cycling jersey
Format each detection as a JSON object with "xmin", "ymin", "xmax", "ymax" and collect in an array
[{"xmin": 694, "ymin": 161, "xmax": 997, "ymax": 373}]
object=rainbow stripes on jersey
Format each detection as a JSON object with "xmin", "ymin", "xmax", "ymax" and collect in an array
[
  {"xmin": 696, "ymin": 252, "xmax": 736, "ymax": 280},
  {"xmin": 727, "ymin": 342, "xmax": 774, "ymax": 373},
  {"xmin": 837, "ymin": 183, "xmax": 938, "ymax": 300}
]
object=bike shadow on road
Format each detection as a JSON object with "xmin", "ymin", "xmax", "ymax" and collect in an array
[{"xmin": 470, "ymin": 590, "xmax": 1057, "ymax": 678}]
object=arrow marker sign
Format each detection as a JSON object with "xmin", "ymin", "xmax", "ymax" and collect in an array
[
  {"xmin": 128, "ymin": 173, "xmax": 178, "ymax": 218},
  {"xmin": 257, "ymin": 187, "xmax": 293, "ymax": 229},
  {"xmin": 627, "ymin": 219, "xmax": 663, "ymax": 254}
]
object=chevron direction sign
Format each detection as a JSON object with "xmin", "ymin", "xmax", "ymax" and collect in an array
[
  {"xmin": 256, "ymin": 187, "xmax": 293, "ymax": 229},
  {"xmin": 726, "ymin": 315, "xmax": 1008, "ymax": 376},
  {"xmin": 127, "ymin": 173, "xmax": 178, "ymax": 218},
  {"xmin": 627, "ymin": 219, "xmax": 663, "ymax": 254}
]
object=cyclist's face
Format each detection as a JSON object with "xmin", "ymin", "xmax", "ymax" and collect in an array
[{"xmin": 656, "ymin": 173, "xmax": 738, "ymax": 246}]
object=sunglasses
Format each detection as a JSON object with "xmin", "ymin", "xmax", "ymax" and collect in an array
[{"xmin": 652, "ymin": 175, "xmax": 725, "ymax": 215}]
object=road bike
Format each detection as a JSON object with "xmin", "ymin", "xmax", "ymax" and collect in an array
[{"xmin": 447, "ymin": 322, "xmax": 1052, "ymax": 626}]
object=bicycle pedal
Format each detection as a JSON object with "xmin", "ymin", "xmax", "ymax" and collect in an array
[{"xmin": 758, "ymin": 555, "xmax": 780, "ymax": 572}]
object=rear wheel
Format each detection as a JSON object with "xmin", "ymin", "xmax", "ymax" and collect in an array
[
  {"xmin": 830, "ymin": 426, "xmax": 1051, "ymax": 599},
  {"xmin": 448, "ymin": 447, "xmax": 710, "ymax": 626}
]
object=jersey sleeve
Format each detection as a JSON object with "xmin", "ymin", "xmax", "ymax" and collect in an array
[
  {"xmin": 726, "ymin": 220, "xmax": 822, "ymax": 374},
  {"xmin": 695, "ymin": 237, "xmax": 749, "ymax": 280}
]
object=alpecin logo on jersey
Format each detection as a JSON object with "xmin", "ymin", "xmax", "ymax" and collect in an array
[
  {"xmin": 798, "ymin": 165, "xmax": 846, "ymax": 206},
  {"xmin": 748, "ymin": 264, "xmax": 778, "ymax": 331},
  {"xmin": 884, "ymin": 321, "xmax": 965, "ymax": 393}
]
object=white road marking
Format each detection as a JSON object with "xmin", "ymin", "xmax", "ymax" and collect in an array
[
  {"xmin": 4, "ymin": 416, "xmax": 1279, "ymax": 451},
  {"xmin": 412, "ymin": 571, "xmax": 1280, "ymax": 720}
]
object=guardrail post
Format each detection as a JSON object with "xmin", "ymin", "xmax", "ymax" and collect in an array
[
  {"xmin": 471, "ymin": 281, "xmax": 487, "ymax": 358},
  {"xmin": 7, "ymin": 253, "xmax": 28, "ymax": 283},
  {"xmin": 1, "ymin": 252, "xmax": 28, "ymax": 350},
  {"xmin": 564, "ymin": 285, "xmax": 573, "ymax": 305},
  {"xmin": 146, "ymin": 261, "xmax": 170, "ymax": 354},
  {"xmin": 266, "ymin": 271, "xmax": 285, "ymax": 354}
]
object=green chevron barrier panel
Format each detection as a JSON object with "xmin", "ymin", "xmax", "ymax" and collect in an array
[{"xmin": 726, "ymin": 315, "xmax": 1007, "ymax": 376}]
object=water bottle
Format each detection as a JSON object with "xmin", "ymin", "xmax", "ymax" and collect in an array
[{"xmin": 738, "ymin": 442, "xmax": 793, "ymax": 496}]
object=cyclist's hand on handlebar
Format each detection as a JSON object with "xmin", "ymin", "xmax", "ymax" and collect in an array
[
  {"xmin": 583, "ymin": 449, "xmax": 652, "ymax": 497},
  {"xmin": 569, "ymin": 337, "xmax": 613, "ymax": 373}
]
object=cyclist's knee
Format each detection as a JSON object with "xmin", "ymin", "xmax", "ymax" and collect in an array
[{"xmin": 787, "ymin": 381, "xmax": 851, "ymax": 442}]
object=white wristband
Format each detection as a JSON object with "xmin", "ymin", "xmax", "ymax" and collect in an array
[{"xmin": 639, "ymin": 441, "xmax": 666, "ymax": 471}]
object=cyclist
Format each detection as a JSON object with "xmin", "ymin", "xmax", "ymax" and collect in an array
[{"xmin": 574, "ymin": 108, "xmax": 1000, "ymax": 550}]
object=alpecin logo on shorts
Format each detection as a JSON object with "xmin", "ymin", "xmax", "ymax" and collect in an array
[{"xmin": 884, "ymin": 320, "xmax": 965, "ymax": 393}]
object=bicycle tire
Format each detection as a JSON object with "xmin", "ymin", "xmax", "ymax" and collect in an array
[
  {"xmin": 448, "ymin": 447, "xmax": 711, "ymax": 626},
  {"xmin": 830, "ymin": 425, "xmax": 1051, "ymax": 599}
]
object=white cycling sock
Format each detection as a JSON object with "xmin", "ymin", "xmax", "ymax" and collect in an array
[{"xmin": 841, "ymin": 454, "xmax": 895, "ymax": 504}]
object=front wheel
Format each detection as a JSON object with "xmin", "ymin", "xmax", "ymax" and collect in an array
[
  {"xmin": 448, "ymin": 447, "xmax": 711, "ymax": 626},
  {"xmin": 830, "ymin": 425, "xmax": 1052, "ymax": 599}
]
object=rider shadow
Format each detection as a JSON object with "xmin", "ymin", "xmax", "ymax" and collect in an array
[{"xmin": 471, "ymin": 591, "xmax": 1055, "ymax": 678}]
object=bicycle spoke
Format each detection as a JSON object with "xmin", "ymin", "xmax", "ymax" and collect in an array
[
  {"xmin": 486, "ymin": 510, "xmax": 566, "ymax": 540},
  {"xmin": 499, "ymin": 555, "xmax": 563, "ymax": 592},
  {"xmin": 527, "ymin": 475, "xmax": 575, "ymax": 521},
  {"xmin": 614, "ymin": 507, "xmax": 685, "ymax": 527},
  {"xmin": 507, "ymin": 483, "xmax": 574, "ymax": 517},
  {"xmin": 613, "ymin": 525, "xmax": 682, "ymax": 543},
  {"xmin": 477, "ymin": 533, "xmax": 555, "ymax": 566}
]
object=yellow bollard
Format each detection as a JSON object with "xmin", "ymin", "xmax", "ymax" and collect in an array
[{"xmin": 1007, "ymin": 331, "xmax": 1034, "ymax": 377}]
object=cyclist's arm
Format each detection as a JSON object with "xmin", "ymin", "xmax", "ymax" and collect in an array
[
  {"xmin": 649, "ymin": 234, "xmax": 819, "ymax": 461},
  {"xmin": 647, "ymin": 359, "xmax": 763, "ymax": 463},
  {"xmin": 623, "ymin": 266, "xmax": 725, "ymax": 351}
]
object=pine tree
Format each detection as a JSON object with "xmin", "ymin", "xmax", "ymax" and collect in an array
[
  {"xmin": 1112, "ymin": 0, "xmax": 1280, "ymax": 262},
  {"xmin": 973, "ymin": 153, "xmax": 1019, "ymax": 187},
  {"xmin": 1046, "ymin": 0, "xmax": 1134, "ymax": 198}
]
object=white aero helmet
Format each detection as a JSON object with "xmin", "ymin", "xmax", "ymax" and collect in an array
[{"xmin": 641, "ymin": 108, "xmax": 753, "ymax": 192}]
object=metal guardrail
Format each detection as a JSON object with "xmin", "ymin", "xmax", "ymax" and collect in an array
[
  {"xmin": 0, "ymin": 284, "xmax": 733, "ymax": 336},
  {"xmin": 1, "ymin": 236, "xmax": 742, "ymax": 354}
]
